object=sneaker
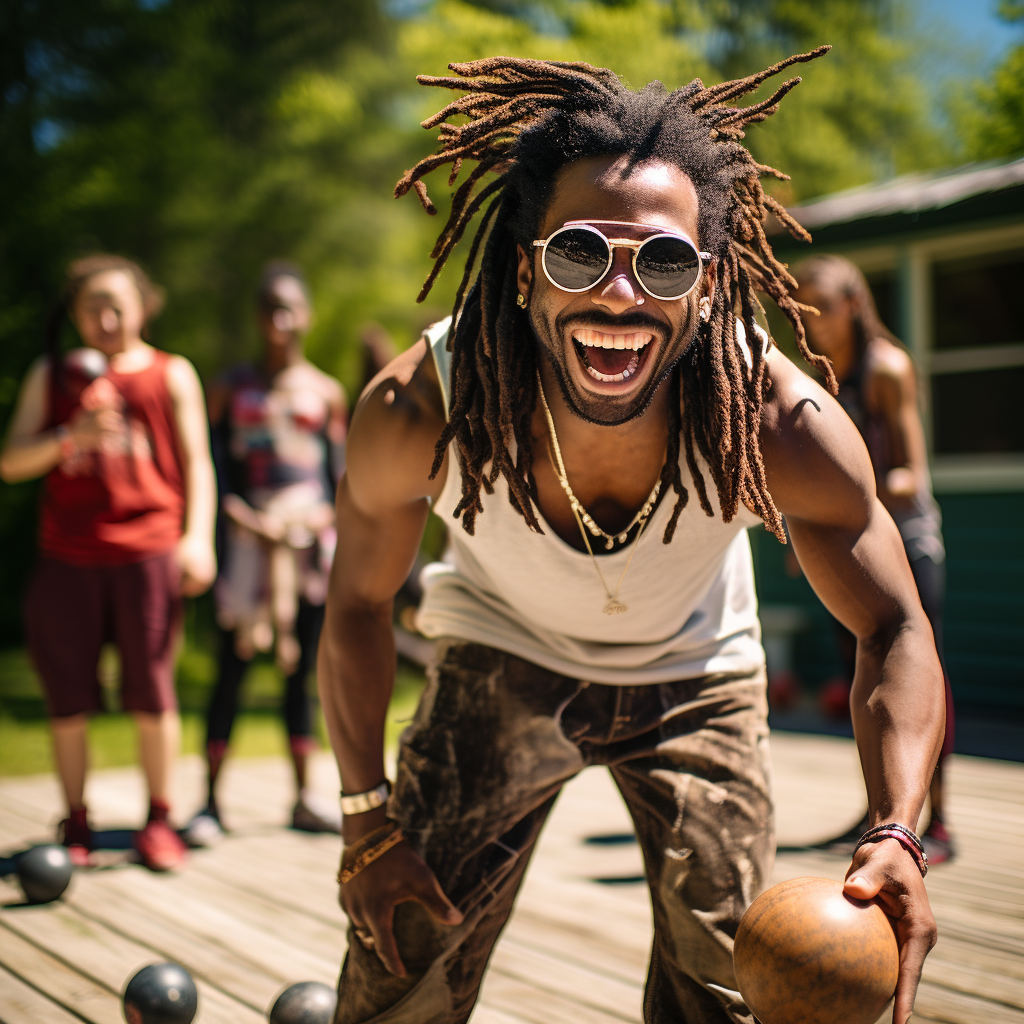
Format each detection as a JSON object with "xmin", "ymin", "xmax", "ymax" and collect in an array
[
  {"xmin": 57, "ymin": 808, "xmax": 92, "ymax": 867},
  {"xmin": 134, "ymin": 819, "xmax": 187, "ymax": 871},
  {"xmin": 922, "ymin": 818, "xmax": 955, "ymax": 866},
  {"xmin": 182, "ymin": 806, "xmax": 225, "ymax": 849},
  {"xmin": 291, "ymin": 796, "xmax": 341, "ymax": 834}
]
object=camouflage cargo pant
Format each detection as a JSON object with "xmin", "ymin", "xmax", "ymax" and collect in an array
[{"xmin": 335, "ymin": 640, "xmax": 773, "ymax": 1024}]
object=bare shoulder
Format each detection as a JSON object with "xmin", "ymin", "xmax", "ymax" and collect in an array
[
  {"xmin": 345, "ymin": 337, "xmax": 448, "ymax": 514},
  {"xmin": 863, "ymin": 337, "xmax": 916, "ymax": 410},
  {"xmin": 164, "ymin": 352, "xmax": 202, "ymax": 394},
  {"xmin": 760, "ymin": 347, "xmax": 875, "ymax": 528},
  {"xmin": 866, "ymin": 336, "xmax": 914, "ymax": 381}
]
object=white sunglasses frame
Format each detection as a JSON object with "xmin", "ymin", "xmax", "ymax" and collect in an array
[{"xmin": 532, "ymin": 221, "xmax": 713, "ymax": 301}]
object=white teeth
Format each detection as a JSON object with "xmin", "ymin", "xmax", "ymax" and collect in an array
[
  {"xmin": 585, "ymin": 353, "xmax": 640, "ymax": 383},
  {"xmin": 573, "ymin": 329, "xmax": 653, "ymax": 351}
]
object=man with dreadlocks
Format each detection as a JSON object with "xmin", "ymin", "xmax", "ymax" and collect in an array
[{"xmin": 318, "ymin": 50, "xmax": 942, "ymax": 1024}]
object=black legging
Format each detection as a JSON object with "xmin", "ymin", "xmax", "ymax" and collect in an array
[{"xmin": 205, "ymin": 600, "xmax": 325, "ymax": 745}]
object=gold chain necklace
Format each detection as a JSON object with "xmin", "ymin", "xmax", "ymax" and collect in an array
[{"xmin": 536, "ymin": 373, "xmax": 660, "ymax": 615}]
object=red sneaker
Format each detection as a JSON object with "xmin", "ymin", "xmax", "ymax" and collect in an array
[
  {"xmin": 922, "ymin": 818, "xmax": 955, "ymax": 866},
  {"xmin": 133, "ymin": 819, "xmax": 187, "ymax": 872},
  {"xmin": 57, "ymin": 807, "xmax": 92, "ymax": 867}
]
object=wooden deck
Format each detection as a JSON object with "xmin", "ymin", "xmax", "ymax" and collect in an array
[{"xmin": 1, "ymin": 732, "xmax": 1022, "ymax": 1024}]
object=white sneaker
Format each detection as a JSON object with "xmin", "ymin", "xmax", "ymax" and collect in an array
[{"xmin": 182, "ymin": 807, "xmax": 225, "ymax": 848}]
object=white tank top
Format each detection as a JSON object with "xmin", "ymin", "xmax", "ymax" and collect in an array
[{"xmin": 415, "ymin": 319, "xmax": 765, "ymax": 685}]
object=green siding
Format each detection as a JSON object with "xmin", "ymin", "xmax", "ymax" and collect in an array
[{"xmin": 751, "ymin": 492, "xmax": 1024, "ymax": 713}]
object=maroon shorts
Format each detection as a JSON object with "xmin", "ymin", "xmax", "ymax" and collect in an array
[{"xmin": 25, "ymin": 552, "xmax": 183, "ymax": 718}]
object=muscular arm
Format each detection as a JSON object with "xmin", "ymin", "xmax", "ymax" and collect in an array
[
  {"xmin": 166, "ymin": 356, "xmax": 217, "ymax": 595},
  {"xmin": 866, "ymin": 343, "xmax": 930, "ymax": 503},
  {"xmin": 319, "ymin": 339, "xmax": 446, "ymax": 806},
  {"xmin": 761, "ymin": 349, "xmax": 942, "ymax": 1022},
  {"xmin": 317, "ymin": 339, "xmax": 460, "ymax": 973}
]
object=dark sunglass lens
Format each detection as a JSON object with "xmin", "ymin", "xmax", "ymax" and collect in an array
[
  {"xmin": 637, "ymin": 236, "xmax": 700, "ymax": 297},
  {"xmin": 543, "ymin": 229, "xmax": 609, "ymax": 291}
]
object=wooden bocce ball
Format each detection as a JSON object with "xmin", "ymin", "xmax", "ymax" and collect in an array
[{"xmin": 733, "ymin": 876, "xmax": 898, "ymax": 1024}]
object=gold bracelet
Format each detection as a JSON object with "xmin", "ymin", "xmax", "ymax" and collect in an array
[{"xmin": 337, "ymin": 821, "xmax": 405, "ymax": 884}]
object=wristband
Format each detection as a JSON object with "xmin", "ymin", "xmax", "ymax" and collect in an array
[
  {"xmin": 340, "ymin": 779, "xmax": 391, "ymax": 815},
  {"xmin": 855, "ymin": 822, "xmax": 928, "ymax": 877}
]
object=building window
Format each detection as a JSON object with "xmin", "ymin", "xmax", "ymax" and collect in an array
[{"xmin": 929, "ymin": 247, "xmax": 1024, "ymax": 455}]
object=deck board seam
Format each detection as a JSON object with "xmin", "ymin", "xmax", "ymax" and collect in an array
[
  {"xmin": 0, "ymin": 924, "xmax": 97, "ymax": 1024},
  {"xmin": 64, "ymin": 901, "xmax": 267, "ymax": 1014}
]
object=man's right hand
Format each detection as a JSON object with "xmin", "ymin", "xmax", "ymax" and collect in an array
[{"xmin": 339, "ymin": 835, "xmax": 463, "ymax": 977}]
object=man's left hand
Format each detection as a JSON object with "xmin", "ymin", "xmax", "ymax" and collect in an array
[
  {"xmin": 844, "ymin": 837, "xmax": 937, "ymax": 1024},
  {"xmin": 176, "ymin": 533, "xmax": 217, "ymax": 596}
]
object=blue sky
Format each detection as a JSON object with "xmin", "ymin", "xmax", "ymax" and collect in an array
[{"xmin": 920, "ymin": 0, "xmax": 1022, "ymax": 66}]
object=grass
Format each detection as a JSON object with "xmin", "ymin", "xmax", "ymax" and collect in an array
[{"xmin": 0, "ymin": 641, "xmax": 427, "ymax": 778}]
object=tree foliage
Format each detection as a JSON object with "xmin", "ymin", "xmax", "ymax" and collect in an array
[
  {"xmin": 957, "ymin": 2, "xmax": 1024, "ymax": 161},
  {"xmin": 0, "ymin": 0, "xmax": 957, "ymax": 640}
]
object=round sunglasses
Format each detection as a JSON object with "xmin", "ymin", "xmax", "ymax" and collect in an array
[{"xmin": 532, "ymin": 221, "xmax": 712, "ymax": 301}]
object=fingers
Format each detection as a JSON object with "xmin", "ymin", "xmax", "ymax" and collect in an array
[
  {"xmin": 341, "ymin": 857, "xmax": 463, "ymax": 979},
  {"xmin": 843, "ymin": 867, "xmax": 883, "ymax": 901},
  {"xmin": 366, "ymin": 902, "xmax": 406, "ymax": 978},
  {"xmin": 845, "ymin": 841, "xmax": 936, "ymax": 1024},
  {"xmin": 892, "ymin": 927, "xmax": 930, "ymax": 1024},
  {"xmin": 415, "ymin": 871, "xmax": 464, "ymax": 927}
]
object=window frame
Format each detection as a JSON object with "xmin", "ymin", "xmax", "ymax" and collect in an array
[{"xmin": 835, "ymin": 221, "xmax": 1024, "ymax": 493}]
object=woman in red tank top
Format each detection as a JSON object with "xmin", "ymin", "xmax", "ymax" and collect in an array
[{"xmin": 0, "ymin": 255, "xmax": 217, "ymax": 872}]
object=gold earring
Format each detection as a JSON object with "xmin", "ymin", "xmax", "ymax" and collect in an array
[
  {"xmin": 699, "ymin": 296, "xmax": 711, "ymax": 322},
  {"xmin": 517, "ymin": 293, "xmax": 527, "ymax": 308}
]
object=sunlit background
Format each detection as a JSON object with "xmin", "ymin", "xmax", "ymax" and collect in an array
[{"xmin": 1, "ymin": 0, "xmax": 1021, "ymax": 774}]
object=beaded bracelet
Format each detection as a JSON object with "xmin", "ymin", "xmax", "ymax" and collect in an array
[
  {"xmin": 337, "ymin": 821, "xmax": 405, "ymax": 885},
  {"xmin": 854, "ymin": 822, "xmax": 928, "ymax": 877}
]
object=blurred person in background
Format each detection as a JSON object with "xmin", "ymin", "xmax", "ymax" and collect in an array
[
  {"xmin": 795, "ymin": 254, "xmax": 955, "ymax": 865},
  {"xmin": 184, "ymin": 261, "xmax": 347, "ymax": 846},
  {"xmin": 0, "ymin": 254, "xmax": 217, "ymax": 871}
]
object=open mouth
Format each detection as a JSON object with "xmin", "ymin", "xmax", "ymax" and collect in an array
[{"xmin": 572, "ymin": 328, "xmax": 656, "ymax": 384}]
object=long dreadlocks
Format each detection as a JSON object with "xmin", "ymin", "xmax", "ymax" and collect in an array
[{"xmin": 395, "ymin": 51, "xmax": 835, "ymax": 544}]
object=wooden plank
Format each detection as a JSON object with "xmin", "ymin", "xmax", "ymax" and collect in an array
[
  {"xmin": 66, "ymin": 875, "xmax": 303, "ymax": 1011},
  {"xmin": 0, "ymin": 884, "xmax": 267, "ymax": 1024},
  {"xmin": 911, "ymin": 977, "xmax": 1024, "ymax": 1024},
  {"xmin": 479, "ymin": 970, "xmax": 640, "ymax": 1024},
  {"xmin": 488, "ymin": 935, "xmax": 642, "ymax": 1018},
  {"xmin": 0, "ymin": 923, "xmax": 122, "ymax": 1024},
  {"xmin": 1, "ymin": 737, "xmax": 1022, "ymax": 1024},
  {"xmin": 0, "ymin": 962, "xmax": 87, "ymax": 1024}
]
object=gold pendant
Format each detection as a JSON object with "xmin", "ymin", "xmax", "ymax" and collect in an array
[{"xmin": 603, "ymin": 597, "xmax": 627, "ymax": 615}]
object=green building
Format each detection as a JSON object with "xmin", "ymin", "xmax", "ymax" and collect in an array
[{"xmin": 757, "ymin": 156, "xmax": 1024, "ymax": 718}]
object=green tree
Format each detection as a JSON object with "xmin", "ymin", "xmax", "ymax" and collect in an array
[
  {"xmin": 957, "ymin": 2, "xmax": 1024, "ymax": 160},
  {"xmin": 0, "ymin": 0, "xmax": 953, "ymax": 643}
]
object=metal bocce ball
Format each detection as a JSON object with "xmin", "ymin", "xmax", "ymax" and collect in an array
[
  {"xmin": 16, "ymin": 844, "xmax": 73, "ymax": 904},
  {"xmin": 268, "ymin": 981, "xmax": 338, "ymax": 1024},
  {"xmin": 122, "ymin": 963, "xmax": 198, "ymax": 1024}
]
